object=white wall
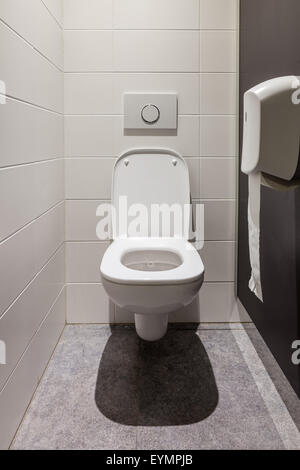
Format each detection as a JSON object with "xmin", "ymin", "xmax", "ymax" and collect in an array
[
  {"xmin": 64, "ymin": 0, "xmax": 242, "ymax": 324},
  {"xmin": 0, "ymin": 0, "xmax": 64, "ymax": 449}
]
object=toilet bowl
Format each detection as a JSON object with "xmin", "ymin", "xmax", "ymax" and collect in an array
[{"xmin": 100, "ymin": 149, "xmax": 204, "ymax": 341}]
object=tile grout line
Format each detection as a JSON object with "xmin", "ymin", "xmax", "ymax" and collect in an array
[
  {"xmin": 0, "ymin": 17, "xmax": 63, "ymax": 73},
  {"xmin": 3, "ymin": 93, "xmax": 63, "ymax": 116},
  {"xmin": 64, "ymin": 29, "xmax": 237, "ymax": 32},
  {"xmin": 0, "ymin": 199, "xmax": 64, "ymax": 246},
  {"xmin": 40, "ymin": 0, "xmax": 63, "ymax": 31},
  {"xmin": 0, "ymin": 156, "xmax": 64, "ymax": 172},
  {"xmin": 64, "ymin": 71, "xmax": 237, "ymax": 75},
  {"xmin": 0, "ymin": 242, "xmax": 65, "ymax": 323}
]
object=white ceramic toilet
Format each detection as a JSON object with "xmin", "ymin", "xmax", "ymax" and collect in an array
[{"xmin": 100, "ymin": 149, "xmax": 204, "ymax": 341}]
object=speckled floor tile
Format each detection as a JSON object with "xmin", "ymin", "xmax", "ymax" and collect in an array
[
  {"xmin": 12, "ymin": 326, "xmax": 137, "ymax": 450},
  {"xmin": 138, "ymin": 331, "xmax": 218, "ymax": 427},
  {"xmin": 244, "ymin": 327, "xmax": 300, "ymax": 432},
  {"xmin": 137, "ymin": 330, "xmax": 287, "ymax": 450},
  {"xmin": 11, "ymin": 324, "xmax": 300, "ymax": 450}
]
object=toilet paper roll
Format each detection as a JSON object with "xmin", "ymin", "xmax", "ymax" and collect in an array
[{"xmin": 248, "ymin": 172, "xmax": 263, "ymax": 302}]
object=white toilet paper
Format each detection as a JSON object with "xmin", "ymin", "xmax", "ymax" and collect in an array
[
  {"xmin": 248, "ymin": 172, "xmax": 263, "ymax": 302},
  {"xmin": 247, "ymin": 173, "xmax": 300, "ymax": 302}
]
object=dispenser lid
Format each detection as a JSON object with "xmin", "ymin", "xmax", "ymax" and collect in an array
[
  {"xmin": 241, "ymin": 76, "xmax": 300, "ymax": 179},
  {"xmin": 111, "ymin": 149, "xmax": 190, "ymax": 239}
]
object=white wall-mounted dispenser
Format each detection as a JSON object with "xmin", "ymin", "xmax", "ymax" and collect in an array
[
  {"xmin": 241, "ymin": 76, "xmax": 300, "ymax": 302},
  {"xmin": 242, "ymin": 76, "xmax": 300, "ymax": 179}
]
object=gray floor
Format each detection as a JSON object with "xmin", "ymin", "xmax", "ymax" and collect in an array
[{"xmin": 12, "ymin": 323, "xmax": 300, "ymax": 450}]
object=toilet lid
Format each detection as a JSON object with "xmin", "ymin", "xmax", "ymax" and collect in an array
[{"xmin": 112, "ymin": 149, "xmax": 191, "ymax": 239}]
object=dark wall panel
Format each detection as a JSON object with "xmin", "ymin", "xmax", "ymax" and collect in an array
[{"xmin": 239, "ymin": 0, "xmax": 300, "ymax": 396}]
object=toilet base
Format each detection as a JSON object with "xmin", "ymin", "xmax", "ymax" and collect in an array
[{"xmin": 135, "ymin": 313, "xmax": 168, "ymax": 341}]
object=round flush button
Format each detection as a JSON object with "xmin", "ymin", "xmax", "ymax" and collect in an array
[{"xmin": 141, "ymin": 104, "xmax": 160, "ymax": 124}]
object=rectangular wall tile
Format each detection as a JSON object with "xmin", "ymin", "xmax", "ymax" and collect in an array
[
  {"xmin": 200, "ymin": 0, "xmax": 238, "ymax": 30},
  {"xmin": 32, "ymin": 203, "xmax": 65, "ymax": 274},
  {"xmin": 66, "ymin": 242, "xmax": 110, "ymax": 283},
  {"xmin": 65, "ymin": 200, "xmax": 105, "ymax": 241},
  {"xmin": 65, "ymin": 158, "xmax": 115, "ymax": 199},
  {"xmin": 200, "ymin": 31, "xmax": 237, "ymax": 73},
  {"xmin": 66, "ymin": 284, "xmax": 113, "ymax": 323},
  {"xmin": 64, "ymin": 31, "xmax": 113, "ymax": 72},
  {"xmin": 199, "ymin": 283, "xmax": 239, "ymax": 322},
  {"xmin": 200, "ymin": 116, "xmax": 237, "ymax": 157},
  {"xmin": 200, "ymin": 73, "xmax": 237, "ymax": 115},
  {"xmin": 200, "ymin": 158, "xmax": 236, "ymax": 199},
  {"xmin": 64, "ymin": 116, "xmax": 114, "ymax": 156},
  {"xmin": 35, "ymin": 159, "xmax": 65, "ymax": 217},
  {"xmin": 64, "ymin": 0, "xmax": 113, "ymax": 29},
  {"xmin": 200, "ymin": 241, "xmax": 236, "ymax": 282},
  {"xmin": 198, "ymin": 199, "xmax": 236, "ymax": 241},
  {"xmin": 0, "ymin": 22, "xmax": 63, "ymax": 112},
  {"xmin": 0, "ymin": 164, "xmax": 36, "ymax": 240},
  {"xmin": 114, "ymin": 0, "xmax": 200, "ymax": 30},
  {"xmin": 114, "ymin": 306, "xmax": 135, "ymax": 324},
  {"xmin": 0, "ymin": 98, "xmax": 63, "ymax": 168},
  {"xmin": 114, "ymin": 31, "xmax": 200, "ymax": 72},
  {"xmin": 64, "ymin": 74, "xmax": 114, "ymax": 115},
  {"xmin": 0, "ymin": 159, "xmax": 64, "ymax": 241},
  {"xmin": 0, "ymin": 222, "xmax": 35, "ymax": 315},
  {"xmin": 169, "ymin": 297, "xmax": 201, "ymax": 323}
]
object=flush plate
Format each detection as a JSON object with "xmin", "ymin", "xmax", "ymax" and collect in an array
[{"xmin": 124, "ymin": 93, "xmax": 178, "ymax": 130}]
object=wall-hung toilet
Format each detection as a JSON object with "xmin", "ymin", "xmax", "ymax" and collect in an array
[{"xmin": 100, "ymin": 149, "xmax": 204, "ymax": 341}]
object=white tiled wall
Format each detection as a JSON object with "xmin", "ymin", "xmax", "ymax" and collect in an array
[
  {"xmin": 0, "ymin": 0, "xmax": 64, "ymax": 449},
  {"xmin": 64, "ymin": 0, "xmax": 241, "ymax": 325}
]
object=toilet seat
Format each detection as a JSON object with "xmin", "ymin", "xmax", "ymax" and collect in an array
[{"xmin": 101, "ymin": 238, "xmax": 204, "ymax": 286}]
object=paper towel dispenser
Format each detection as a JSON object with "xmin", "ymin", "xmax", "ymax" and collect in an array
[
  {"xmin": 241, "ymin": 76, "xmax": 300, "ymax": 180},
  {"xmin": 241, "ymin": 76, "xmax": 300, "ymax": 302}
]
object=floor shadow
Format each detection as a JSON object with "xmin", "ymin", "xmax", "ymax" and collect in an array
[{"xmin": 95, "ymin": 325, "xmax": 219, "ymax": 426}]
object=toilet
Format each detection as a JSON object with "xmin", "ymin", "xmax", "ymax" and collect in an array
[{"xmin": 100, "ymin": 149, "xmax": 204, "ymax": 341}]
